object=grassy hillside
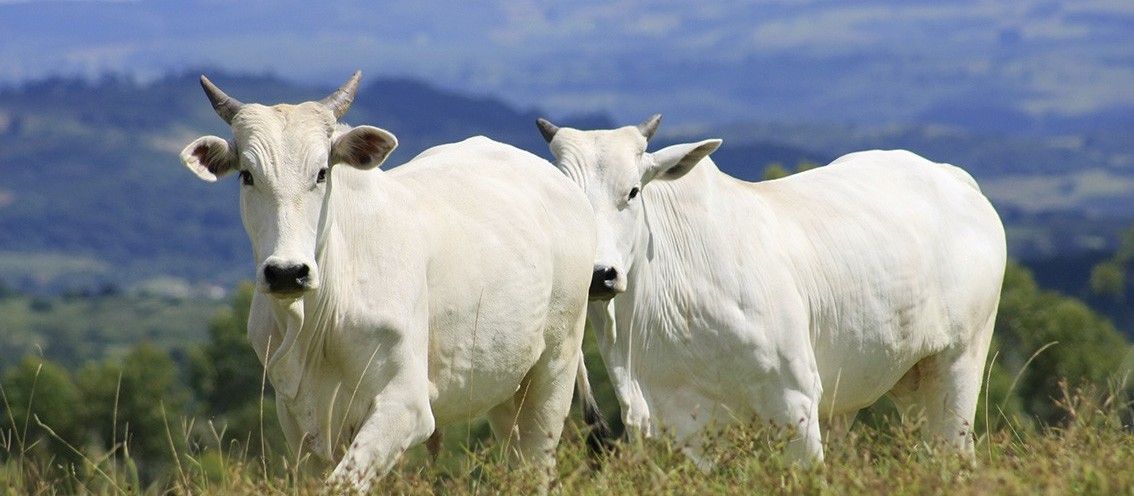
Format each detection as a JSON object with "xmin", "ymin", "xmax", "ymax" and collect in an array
[{"xmin": 4, "ymin": 387, "xmax": 1133, "ymax": 495}]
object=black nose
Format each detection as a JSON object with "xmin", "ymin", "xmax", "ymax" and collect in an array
[
  {"xmin": 589, "ymin": 265, "xmax": 619, "ymax": 300},
  {"xmin": 263, "ymin": 263, "xmax": 311, "ymax": 294}
]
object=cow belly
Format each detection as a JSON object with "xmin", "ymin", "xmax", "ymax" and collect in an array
[
  {"xmin": 813, "ymin": 323, "xmax": 951, "ymax": 414},
  {"xmin": 427, "ymin": 319, "xmax": 548, "ymax": 425},
  {"xmin": 816, "ymin": 357, "xmax": 919, "ymax": 414}
]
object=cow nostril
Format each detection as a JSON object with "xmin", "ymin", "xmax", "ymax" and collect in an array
[
  {"xmin": 598, "ymin": 266, "xmax": 617, "ymax": 282},
  {"xmin": 263, "ymin": 263, "xmax": 312, "ymax": 293},
  {"xmin": 589, "ymin": 265, "xmax": 620, "ymax": 299},
  {"xmin": 263, "ymin": 264, "xmax": 284, "ymax": 283}
]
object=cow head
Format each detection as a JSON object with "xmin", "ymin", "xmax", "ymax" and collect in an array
[
  {"xmin": 537, "ymin": 115, "xmax": 720, "ymax": 300},
  {"xmin": 180, "ymin": 71, "xmax": 397, "ymax": 298}
]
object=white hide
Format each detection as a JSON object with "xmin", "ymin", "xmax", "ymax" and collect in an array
[
  {"xmin": 544, "ymin": 120, "xmax": 1006, "ymax": 466},
  {"xmin": 181, "ymin": 89, "xmax": 595, "ymax": 491}
]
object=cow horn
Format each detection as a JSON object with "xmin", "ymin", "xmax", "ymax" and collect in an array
[
  {"xmin": 200, "ymin": 75, "xmax": 243, "ymax": 125},
  {"xmin": 637, "ymin": 114, "xmax": 662, "ymax": 140},
  {"xmin": 536, "ymin": 118, "xmax": 560, "ymax": 143},
  {"xmin": 322, "ymin": 71, "xmax": 362, "ymax": 120}
]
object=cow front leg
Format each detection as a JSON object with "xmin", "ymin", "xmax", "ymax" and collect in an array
[
  {"xmin": 776, "ymin": 388, "xmax": 824, "ymax": 466},
  {"xmin": 754, "ymin": 358, "xmax": 825, "ymax": 466},
  {"xmin": 328, "ymin": 395, "xmax": 434, "ymax": 492}
]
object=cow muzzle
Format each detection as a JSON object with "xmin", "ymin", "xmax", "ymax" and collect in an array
[
  {"xmin": 589, "ymin": 264, "xmax": 623, "ymax": 300},
  {"xmin": 261, "ymin": 259, "xmax": 317, "ymax": 296}
]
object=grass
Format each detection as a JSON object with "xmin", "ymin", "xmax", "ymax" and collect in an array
[{"xmin": 3, "ymin": 382, "xmax": 1134, "ymax": 495}]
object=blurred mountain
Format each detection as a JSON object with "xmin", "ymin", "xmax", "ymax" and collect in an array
[
  {"xmin": 3, "ymin": 1, "xmax": 1132, "ymax": 132},
  {"xmin": 0, "ymin": 71, "xmax": 1130, "ymax": 294}
]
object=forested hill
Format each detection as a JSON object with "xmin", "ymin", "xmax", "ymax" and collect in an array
[
  {"xmin": 0, "ymin": 72, "xmax": 1131, "ymax": 294},
  {"xmin": 0, "ymin": 72, "xmax": 825, "ymax": 294}
]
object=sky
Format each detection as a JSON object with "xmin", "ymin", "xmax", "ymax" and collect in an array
[{"xmin": 2, "ymin": 0, "xmax": 1133, "ymax": 127}]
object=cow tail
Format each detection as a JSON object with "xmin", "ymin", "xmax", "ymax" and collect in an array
[{"xmin": 576, "ymin": 355, "xmax": 614, "ymax": 459}]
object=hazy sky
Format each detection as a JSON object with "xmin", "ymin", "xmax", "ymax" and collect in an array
[{"xmin": 2, "ymin": 0, "xmax": 1133, "ymax": 126}]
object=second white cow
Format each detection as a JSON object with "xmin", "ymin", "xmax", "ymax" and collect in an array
[
  {"xmin": 178, "ymin": 72, "xmax": 596, "ymax": 491},
  {"xmin": 537, "ymin": 115, "xmax": 1006, "ymax": 466}
]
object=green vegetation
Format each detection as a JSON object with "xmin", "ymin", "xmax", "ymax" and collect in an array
[
  {"xmin": 760, "ymin": 159, "xmax": 822, "ymax": 181},
  {"xmin": 4, "ymin": 382, "xmax": 1134, "ymax": 494},
  {"xmin": 0, "ymin": 287, "xmax": 225, "ymax": 369},
  {"xmin": 1091, "ymin": 229, "xmax": 1134, "ymax": 302},
  {"xmin": 2, "ymin": 260, "xmax": 1132, "ymax": 493}
]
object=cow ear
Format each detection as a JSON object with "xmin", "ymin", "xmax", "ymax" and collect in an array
[
  {"xmin": 180, "ymin": 136, "xmax": 239, "ymax": 182},
  {"xmin": 331, "ymin": 125, "xmax": 398, "ymax": 170},
  {"xmin": 644, "ymin": 139, "xmax": 722, "ymax": 183}
]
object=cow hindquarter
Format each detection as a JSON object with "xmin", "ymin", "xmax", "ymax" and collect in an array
[{"xmin": 803, "ymin": 156, "xmax": 1005, "ymax": 443}]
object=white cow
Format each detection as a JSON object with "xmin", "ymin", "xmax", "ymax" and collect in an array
[
  {"xmin": 177, "ymin": 72, "xmax": 597, "ymax": 491},
  {"xmin": 537, "ymin": 115, "xmax": 1006, "ymax": 466}
]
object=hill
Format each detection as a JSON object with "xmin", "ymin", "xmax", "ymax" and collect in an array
[
  {"xmin": 0, "ymin": 72, "xmax": 819, "ymax": 293},
  {"xmin": 0, "ymin": 71, "xmax": 1130, "ymax": 293}
]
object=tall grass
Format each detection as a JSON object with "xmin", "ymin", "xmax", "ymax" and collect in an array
[{"xmin": 4, "ymin": 379, "xmax": 1134, "ymax": 495}]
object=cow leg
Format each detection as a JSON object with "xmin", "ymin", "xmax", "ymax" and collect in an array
[
  {"xmin": 888, "ymin": 318, "xmax": 994, "ymax": 457},
  {"xmin": 490, "ymin": 351, "xmax": 579, "ymax": 482},
  {"xmin": 767, "ymin": 389, "xmax": 824, "ymax": 465},
  {"xmin": 653, "ymin": 389, "xmax": 722, "ymax": 472},
  {"xmin": 517, "ymin": 357, "xmax": 577, "ymax": 471},
  {"xmin": 902, "ymin": 357, "xmax": 988, "ymax": 456},
  {"xmin": 487, "ymin": 397, "xmax": 524, "ymax": 462},
  {"xmin": 274, "ymin": 396, "xmax": 310, "ymax": 461},
  {"xmin": 752, "ymin": 359, "xmax": 825, "ymax": 466},
  {"xmin": 328, "ymin": 393, "xmax": 435, "ymax": 492}
]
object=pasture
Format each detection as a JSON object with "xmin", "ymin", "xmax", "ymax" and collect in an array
[
  {"xmin": 4, "ymin": 380, "xmax": 1133, "ymax": 494},
  {"xmin": 2, "ymin": 248, "xmax": 1133, "ymax": 495}
]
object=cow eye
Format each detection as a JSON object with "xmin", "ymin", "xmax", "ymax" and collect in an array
[
  {"xmin": 628, "ymin": 186, "xmax": 640, "ymax": 201},
  {"xmin": 239, "ymin": 171, "xmax": 254, "ymax": 186},
  {"xmin": 316, "ymin": 168, "xmax": 328, "ymax": 184}
]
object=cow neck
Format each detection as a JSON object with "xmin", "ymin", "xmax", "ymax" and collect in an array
[
  {"xmin": 628, "ymin": 159, "xmax": 727, "ymax": 343},
  {"xmin": 266, "ymin": 172, "xmax": 356, "ymax": 401}
]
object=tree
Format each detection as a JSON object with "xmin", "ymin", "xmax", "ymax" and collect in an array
[
  {"xmin": 989, "ymin": 262, "xmax": 1132, "ymax": 424},
  {"xmin": 761, "ymin": 160, "xmax": 823, "ymax": 181},
  {"xmin": 1090, "ymin": 228, "xmax": 1134, "ymax": 300},
  {"xmin": 189, "ymin": 283, "xmax": 263, "ymax": 413},
  {"xmin": 1, "ymin": 356, "xmax": 85, "ymax": 467},
  {"xmin": 762, "ymin": 162, "xmax": 790, "ymax": 181},
  {"xmin": 188, "ymin": 282, "xmax": 285, "ymax": 455},
  {"xmin": 1090, "ymin": 260, "xmax": 1125, "ymax": 299},
  {"xmin": 77, "ymin": 342, "xmax": 191, "ymax": 481}
]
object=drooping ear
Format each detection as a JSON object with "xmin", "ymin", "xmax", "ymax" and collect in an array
[
  {"xmin": 643, "ymin": 139, "xmax": 722, "ymax": 183},
  {"xmin": 180, "ymin": 136, "xmax": 239, "ymax": 182},
  {"xmin": 330, "ymin": 125, "xmax": 398, "ymax": 170}
]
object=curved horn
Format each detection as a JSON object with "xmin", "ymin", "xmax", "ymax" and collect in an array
[
  {"xmin": 321, "ymin": 71, "xmax": 362, "ymax": 119},
  {"xmin": 200, "ymin": 75, "xmax": 243, "ymax": 125},
  {"xmin": 637, "ymin": 114, "xmax": 662, "ymax": 140},
  {"xmin": 536, "ymin": 118, "xmax": 560, "ymax": 143}
]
